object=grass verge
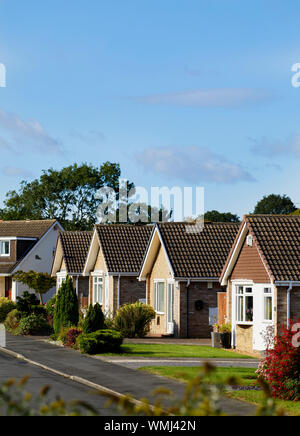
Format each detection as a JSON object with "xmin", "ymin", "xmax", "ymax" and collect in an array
[{"xmin": 102, "ymin": 344, "xmax": 254, "ymax": 359}]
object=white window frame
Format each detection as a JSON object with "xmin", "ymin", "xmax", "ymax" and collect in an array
[
  {"xmin": 56, "ymin": 272, "xmax": 67, "ymax": 290},
  {"xmin": 0, "ymin": 240, "xmax": 10, "ymax": 257},
  {"xmin": 154, "ymin": 280, "xmax": 165, "ymax": 314},
  {"xmin": 93, "ymin": 275, "xmax": 103, "ymax": 306},
  {"xmin": 235, "ymin": 285, "xmax": 254, "ymax": 325},
  {"xmin": 263, "ymin": 287, "xmax": 273, "ymax": 322}
]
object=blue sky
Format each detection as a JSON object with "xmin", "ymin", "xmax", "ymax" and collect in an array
[{"xmin": 0, "ymin": 0, "xmax": 300, "ymax": 218}]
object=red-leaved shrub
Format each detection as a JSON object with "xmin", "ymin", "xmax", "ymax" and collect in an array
[
  {"xmin": 65, "ymin": 328, "xmax": 82, "ymax": 348},
  {"xmin": 257, "ymin": 319, "xmax": 300, "ymax": 401}
]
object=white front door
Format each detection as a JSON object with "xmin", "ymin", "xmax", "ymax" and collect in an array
[{"xmin": 167, "ymin": 282, "xmax": 174, "ymax": 334}]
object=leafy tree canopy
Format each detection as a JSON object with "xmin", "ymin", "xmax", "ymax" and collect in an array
[
  {"xmin": 204, "ymin": 210, "xmax": 240, "ymax": 223},
  {"xmin": 12, "ymin": 271, "xmax": 56, "ymax": 304},
  {"xmin": 253, "ymin": 194, "xmax": 296, "ymax": 215},
  {"xmin": 0, "ymin": 162, "xmax": 134, "ymax": 230}
]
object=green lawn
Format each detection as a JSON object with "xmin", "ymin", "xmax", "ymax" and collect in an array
[
  {"xmin": 140, "ymin": 366, "xmax": 258, "ymax": 386},
  {"xmin": 140, "ymin": 366, "xmax": 300, "ymax": 416},
  {"xmin": 102, "ymin": 343, "xmax": 253, "ymax": 359},
  {"xmin": 228, "ymin": 391, "xmax": 300, "ymax": 416}
]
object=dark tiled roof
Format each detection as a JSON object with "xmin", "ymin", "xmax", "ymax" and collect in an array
[
  {"xmin": 0, "ymin": 220, "xmax": 56, "ymax": 238},
  {"xmin": 157, "ymin": 222, "xmax": 240, "ymax": 278},
  {"xmin": 245, "ymin": 215, "xmax": 300, "ymax": 282},
  {"xmin": 96, "ymin": 224, "xmax": 153, "ymax": 274},
  {"xmin": 60, "ymin": 231, "xmax": 93, "ymax": 274}
]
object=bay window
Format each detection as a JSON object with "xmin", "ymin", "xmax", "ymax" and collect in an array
[
  {"xmin": 236, "ymin": 286, "xmax": 253, "ymax": 323},
  {"xmin": 93, "ymin": 276, "xmax": 103, "ymax": 305},
  {"xmin": 154, "ymin": 281, "xmax": 165, "ymax": 313}
]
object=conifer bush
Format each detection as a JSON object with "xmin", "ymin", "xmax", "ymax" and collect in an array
[
  {"xmin": 82, "ymin": 303, "xmax": 104, "ymax": 334},
  {"xmin": 0, "ymin": 298, "xmax": 16, "ymax": 323},
  {"xmin": 53, "ymin": 277, "xmax": 79, "ymax": 335}
]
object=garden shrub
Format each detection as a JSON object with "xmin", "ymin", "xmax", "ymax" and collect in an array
[
  {"xmin": 46, "ymin": 295, "xmax": 57, "ymax": 317},
  {"xmin": 65, "ymin": 328, "xmax": 82, "ymax": 348},
  {"xmin": 18, "ymin": 314, "xmax": 51, "ymax": 336},
  {"xmin": 0, "ymin": 298, "xmax": 16, "ymax": 323},
  {"xmin": 114, "ymin": 302, "xmax": 155, "ymax": 338},
  {"xmin": 257, "ymin": 319, "xmax": 300, "ymax": 401},
  {"xmin": 82, "ymin": 303, "xmax": 104, "ymax": 334},
  {"xmin": 16, "ymin": 291, "xmax": 40, "ymax": 315},
  {"xmin": 53, "ymin": 276, "xmax": 79, "ymax": 335},
  {"xmin": 4, "ymin": 309, "xmax": 22, "ymax": 331},
  {"xmin": 77, "ymin": 329, "xmax": 123, "ymax": 355}
]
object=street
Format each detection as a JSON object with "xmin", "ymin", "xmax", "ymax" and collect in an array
[{"xmin": 0, "ymin": 351, "xmax": 118, "ymax": 416}]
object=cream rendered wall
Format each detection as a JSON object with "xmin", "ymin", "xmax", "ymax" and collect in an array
[
  {"xmin": 12, "ymin": 225, "xmax": 61, "ymax": 302},
  {"xmin": 148, "ymin": 244, "xmax": 173, "ymax": 335}
]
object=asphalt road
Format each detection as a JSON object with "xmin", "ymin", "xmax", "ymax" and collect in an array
[
  {"xmin": 1, "ymin": 334, "xmax": 256, "ymax": 416},
  {"xmin": 0, "ymin": 351, "xmax": 118, "ymax": 416}
]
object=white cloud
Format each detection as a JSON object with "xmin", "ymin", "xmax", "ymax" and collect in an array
[
  {"xmin": 133, "ymin": 88, "xmax": 271, "ymax": 108},
  {"xmin": 136, "ymin": 146, "xmax": 255, "ymax": 184},
  {"xmin": 0, "ymin": 109, "xmax": 61, "ymax": 154},
  {"xmin": 250, "ymin": 135, "xmax": 300, "ymax": 158}
]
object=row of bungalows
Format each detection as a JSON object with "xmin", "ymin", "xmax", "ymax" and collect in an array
[{"xmin": 51, "ymin": 221, "xmax": 240, "ymax": 338}]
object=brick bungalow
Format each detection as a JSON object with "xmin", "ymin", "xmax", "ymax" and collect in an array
[
  {"xmin": 83, "ymin": 224, "xmax": 153, "ymax": 315},
  {"xmin": 0, "ymin": 220, "xmax": 63, "ymax": 302},
  {"xmin": 138, "ymin": 221, "xmax": 240, "ymax": 338},
  {"xmin": 220, "ymin": 215, "xmax": 300, "ymax": 355},
  {"xmin": 51, "ymin": 231, "xmax": 93, "ymax": 308}
]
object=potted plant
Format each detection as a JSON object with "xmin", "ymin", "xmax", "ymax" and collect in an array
[{"xmin": 219, "ymin": 323, "xmax": 232, "ymax": 349}]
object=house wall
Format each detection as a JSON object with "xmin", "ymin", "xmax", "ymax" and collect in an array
[
  {"xmin": 148, "ymin": 244, "xmax": 173, "ymax": 336},
  {"xmin": 228, "ymin": 234, "xmax": 274, "ymax": 354},
  {"xmin": 179, "ymin": 282, "xmax": 220, "ymax": 338},
  {"xmin": 0, "ymin": 277, "xmax": 5, "ymax": 297},
  {"xmin": 13, "ymin": 225, "xmax": 61, "ymax": 303},
  {"xmin": 230, "ymin": 232, "xmax": 270, "ymax": 282},
  {"xmin": 119, "ymin": 276, "xmax": 146, "ymax": 307},
  {"xmin": 276, "ymin": 286, "xmax": 300, "ymax": 328},
  {"xmin": 147, "ymin": 244, "xmax": 219, "ymax": 338}
]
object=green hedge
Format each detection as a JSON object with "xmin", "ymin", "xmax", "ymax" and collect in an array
[
  {"xmin": 77, "ymin": 329, "xmax": 123, "ymax": 355},
  {"xmin": 0, "ymin": 298, "xmax": 16, "ymax": 323}
]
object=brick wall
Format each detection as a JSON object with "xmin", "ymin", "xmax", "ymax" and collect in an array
[
  {"xmin": 236, "ymin": 325, "xmax": 253, "ymax": 354},
  {"xmin": 119, "ymin": 276, "xmax": 146, "ymax": 307},
  {"xmin": 179, "ymin": 282, "xmax": 220, "ymax": 338},
  {"xmin": 230, "ymin": 232, "xmax": 270, "ymax": 282},
  {"xmin": 0, "ymin": 277, "xmax": 5, "ymax": 297},
  {"xmin": 276, "ymin": 286, "xmax": 300, "ymax": 328}
]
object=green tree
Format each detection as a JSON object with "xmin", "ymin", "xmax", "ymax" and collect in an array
[
  {"xmin": 291, "ymin": 209, "xmax": 300, "ymax": 215},
  {"xmin": 53, "ymin": 276, "xmax": 79, "ymax": 335},
  {"xmin": 204, "ymin": 210, "xmax": 240, "ymax": 223},
  {"xmin": 0, "ymin": 162, "xmax": 134, "ymax": 230},
  {"xmin": 82, "ymin": 303, "xmax": 105, "ymax": 334},
  {"xmin": 12, "ymin": 271, "xmax": 56, "ymax": 305},
  {"xmin": 254, "ymin": 194, "xmax": 296, "ymax": 215}
]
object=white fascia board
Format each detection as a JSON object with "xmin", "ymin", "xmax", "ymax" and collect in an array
[
  {"xmin": 138, "ymin": 226, "xmax": 175, "ymax": 281},
  {"xmin": 174, "ymin": 277, "xmax": 219, "ymax": 282},
  {"xmin": 109, "ymin": 272, "xmax": 138, "ymax": 277},
  {"xmin": 275, "ymin": 281, "xmax": 300, "ymax": 286},
  {"xmin": 221, "ymin": 223, "xmax": 248, "ymax": 286},
  {"xmin": 11, "ymin": 221, "xmax": 63, "ymax": 274},
  {"xmin": 0, "ymin": 237, "xmax": 37, "ymax": 241},
  {"xmin": 83, "ymin": 229, "xmax": 98, "ymax": 276}
]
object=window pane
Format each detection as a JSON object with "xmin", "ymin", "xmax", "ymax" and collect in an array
[
  {"xmin": 237, "ymin": 296, "xmax": 244, "ymax": 321},
  {"xmin": 264, "ymin": 296, "xmax": 272, "ymax": 321},
  {"xmin": 168, "ymin": 284, "xmax": 174, "ymax": 323},
  {"xmin": 158, "ymin": 282, "xmax": 165, "ymax": 312},
  {"xmin": 245, "ymin": 296, "xmax": 253, "ymax": 322}
]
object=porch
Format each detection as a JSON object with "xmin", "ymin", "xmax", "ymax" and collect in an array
[{"xmin": 0, "ymin": 276, "xmax": 12, "ymax": 299}]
